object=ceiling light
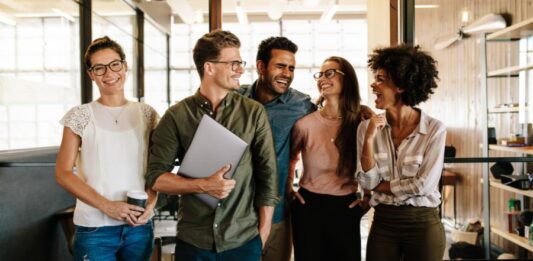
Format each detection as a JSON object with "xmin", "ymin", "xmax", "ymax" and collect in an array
[
  {"xmin": 167, "ymin": 0, "xmax": 195, "ymax": 24},
  {"xmin": 195, "ymin": 10, "xmax": 204, "ymax": 24},
  {"xmin": 303, "ymin": 0, "xmax": 320, "ymax": 5},
  {"xmin": 267, "ymin": 0, "xmax": 283, "ymax": 20},
  {"xmin": 52, "ymin": 8, "xmax": 75, "ymax": 22},
  {"xmin": 0, "ymin": 13, "xmax": 16, "ymax": 26},
  {"xmin": 320, "ymin": 0, "xmax": 338, "ymax": 23},
  {"xmin": 236, "ymin": 1, "xmax": 248, "ymax": 25},
  {"xmin": 462, "ymin": 9, "xmax": 470, "ymax": 23},
  {"xmin": 414, "ymin": 4, "xmax": 439, "ymax": 9}
]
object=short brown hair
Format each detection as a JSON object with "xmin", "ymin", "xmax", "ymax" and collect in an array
[
  {"xmin": 84, "ymin": 36, "xmax": 126, "ymax": 69},
  {"xmin": 193, "ymin": 30, "xmax": 241, "ymax": 79}
]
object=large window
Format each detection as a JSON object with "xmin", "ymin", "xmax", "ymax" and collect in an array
[
  {"xmin": 92, "ymin": 0, "xmax": 137, "ymax": 101},
  {"xmin": 170, "ymin": 18, "xmax": 368, "ymax": 103},
  {"xmin": 170, "ymin": 23, "xmax": 208, "ymax": 103},
  {"xmin": 144, "ymin": 18, "xmax": 168, "ymax": 115},
  {"xmin": 0, "ymin": 1, "xmax": 80, "ymax": 150}
]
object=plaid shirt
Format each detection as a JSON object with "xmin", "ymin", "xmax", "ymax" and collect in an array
[{"xmin": 356, "ymin": 110, "xmax": 446, "ymax": 208}]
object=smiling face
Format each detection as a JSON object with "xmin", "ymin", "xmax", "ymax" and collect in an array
[
  {"xmin": 317, "ymin": 60, "xmax": 343, "ymax": 99},
  {"xmin": 259, "ymin": 49, "xmax": 295, "ymax": 96},
  {"xmin": 371, "ymin": 68, "xmax": 404, "ymax": 110},
  {"xmin": 88, "ymin": 48, "xmax": 127, "ymax": 96},
  {"xmin": 211, "ymin": 47, "xmax": 244, "ymax": 91}
]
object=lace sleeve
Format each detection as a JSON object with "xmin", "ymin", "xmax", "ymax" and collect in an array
[
  {"xmin": 59, "ymin": 105, "xmax": 90, "ymax": 137},
  {"xmin": 141, "ymin": 103, "xmax": 160, "ymax": 129}
]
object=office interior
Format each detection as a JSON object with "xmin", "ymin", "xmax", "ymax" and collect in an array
[{"xmin": 0, "ymin": 0, "xmax": 532, "ymax": 260}]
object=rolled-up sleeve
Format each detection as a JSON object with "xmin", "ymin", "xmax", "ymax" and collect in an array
[
  {"xmin": 252, "ymin": 107, "xmax": 279, "ymax": 207},
  {"xmin": 355, "ymin": 120, "xmax": 382, "ymax": 190},
  {"xmin": 146, "ymin": 110, "xmax": 180, "ymax": 188}
]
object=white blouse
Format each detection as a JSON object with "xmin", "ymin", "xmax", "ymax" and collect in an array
[{"xmin": 60, "ymin": 101, "xmax": 158, "ymax": 227}]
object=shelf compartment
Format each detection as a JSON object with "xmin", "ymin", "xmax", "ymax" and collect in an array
[
  {"xmin": 491, "ymin": 227, "xmax": 533, "ymax": 252},
  {"xmin": 487, "ymin": 63, "xmax": 533, "ymax": 77},
  {"xmin": 488, "ymin": 107, "xmax": 521, "ymax": 113},
  {"xmin": 489, "ymin": 144, "xmax": 533, "ymax": 155},
  {"xmin": 488, "ymin": 179, "xmax": 533, "ymax": 197},
  {"xmin": 487, "ymin": 17, "xmax": 533, "ymax": 41}
]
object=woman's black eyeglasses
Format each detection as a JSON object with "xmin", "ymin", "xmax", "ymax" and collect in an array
[{"xmin": 88, "ymin": 60, "xmax": 125, "ymax": 76}]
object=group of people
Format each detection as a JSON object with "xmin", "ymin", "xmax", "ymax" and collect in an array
[{"xmin": 55, "ymin": 29, "xmax": 446, "ymax": 261}]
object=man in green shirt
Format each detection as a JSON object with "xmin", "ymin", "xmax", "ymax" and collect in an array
[{"xmin": 146, "ymin": 30, "xmax": 279, "ymax": 260}]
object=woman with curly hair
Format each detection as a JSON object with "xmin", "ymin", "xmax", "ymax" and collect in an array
[{"xmin": 356, "ymin": 44, "xmax": 446, "ymax": 261}]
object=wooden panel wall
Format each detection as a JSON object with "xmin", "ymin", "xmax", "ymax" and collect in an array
[{"xmin": 414, "ymin": 0, "xmax": 533, "ymax": 256}]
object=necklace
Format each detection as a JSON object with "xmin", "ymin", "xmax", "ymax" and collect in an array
[
  {"xmin": 319, "ymin": 107, "xmax": 342, "ymax": 120},
  {"xmin": 100, "ymin": 102, "xmax": 128, "ymax": 125}
]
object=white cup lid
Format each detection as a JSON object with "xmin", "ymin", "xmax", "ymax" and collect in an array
[{"xmin": 127, "ymin": 190, "xmax": 148, "ymax": 199}]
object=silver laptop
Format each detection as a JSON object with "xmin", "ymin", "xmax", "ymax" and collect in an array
[{"xmin": 178, "ymin": 114, "xmax": 248, "ymax": 208}]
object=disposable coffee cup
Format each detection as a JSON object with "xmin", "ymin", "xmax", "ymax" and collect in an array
[{"xmin": 127, "ymin": 190, "xmax": 148, "ymax": 208}]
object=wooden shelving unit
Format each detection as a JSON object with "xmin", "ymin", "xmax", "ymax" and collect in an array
[
  {"xmin": 482, "ymin": 17, "xmax": 533, "ymax": 257},
  {"xmin": 491, "ymin": 227, "xmax": 533, "ymax": 252}
]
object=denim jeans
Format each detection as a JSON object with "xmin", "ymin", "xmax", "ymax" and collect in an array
[
  {"xmin": 73, "ymin": 221, "xmax": 154, "ymax": 261},
  {"xmin": 174, "ymin": 235, "xmax": 262, "ymax": 261}
]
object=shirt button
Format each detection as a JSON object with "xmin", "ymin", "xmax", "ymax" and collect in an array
[
  {"xmin": 217, "ymin": 203, "xmax": 221, "ymax": 207},
  {"xmin": 214, "ymin": 223, "xmax": 218, "ymax": 228},
  {"xmin": 209, "ymin": 112, "xmax": 213, "ymax": 115}
]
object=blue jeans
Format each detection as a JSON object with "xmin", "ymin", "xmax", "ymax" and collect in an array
[
  {"xmin": 73, "ymin": 221, "xmax": 154, "ymax": 261},
  {"xmin": 174, "ymin": 235, "xmax": 262, "ymax": 261}
]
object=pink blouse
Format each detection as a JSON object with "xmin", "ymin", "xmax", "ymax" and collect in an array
[{"xmin": 291, "ymin": 111, "xmax": 354, "ymax": 195}]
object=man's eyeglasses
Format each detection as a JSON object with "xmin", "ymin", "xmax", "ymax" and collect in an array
[
  {"xmin": 208, "ymin": 60, "xmax": 246, "ymax": 71},
  {"xmin": 313, "ymin": 69, "xmax": 345, "ymax": 80},
  {"xmin": 88, "ymin": 60, "xmax": 125, "ymax": 76}
]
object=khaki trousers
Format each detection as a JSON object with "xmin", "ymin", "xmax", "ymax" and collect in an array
[
  {"xmin": 366, "ymin": 204, "xmax": 445, "ymax": 261},
  {"xmin": 261, "ymin": 220, "xmax": 292, "ymax": 261}
]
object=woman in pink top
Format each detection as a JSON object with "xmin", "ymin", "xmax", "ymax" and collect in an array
[{"xmin": 289, "ymin": 56, "xmax": 373, "ymax": 261}]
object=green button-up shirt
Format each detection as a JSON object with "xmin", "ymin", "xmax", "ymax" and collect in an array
[{"xmin": 146, "ymin": 90, "xmax": 279, "ymax": 252}]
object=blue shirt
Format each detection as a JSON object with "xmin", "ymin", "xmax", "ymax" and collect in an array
[{"xmin": 239, "ymin": 82, "xmax": 316, "ymax": 223}]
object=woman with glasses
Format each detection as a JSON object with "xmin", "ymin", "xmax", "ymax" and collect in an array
[
  {"xmin": 356, "ymin": 45, "xmax": 445, "ymax": 261},
  {"xmin": 55, "ymin": 36, "xmax": 158, "ymax": 261},
  {"xmin": 289, "ymin": 56, "xmax": 373, "ymax": 261}
]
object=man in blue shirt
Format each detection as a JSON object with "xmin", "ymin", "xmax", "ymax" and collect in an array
[{"xmin": 239, "ymin": 37, "xmax": 316, "ymax": 261}]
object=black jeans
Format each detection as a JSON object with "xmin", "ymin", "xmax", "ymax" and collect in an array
[{"xmin": 291, "ymin": 188, "xmax": 367, "ymax": 261}]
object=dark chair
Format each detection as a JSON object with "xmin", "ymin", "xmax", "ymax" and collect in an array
[{"xmin": 54, "ymin": 206, "xmax": 75, "ymax": 254}]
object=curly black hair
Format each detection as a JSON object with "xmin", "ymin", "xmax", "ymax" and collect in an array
[
  {"xmin": 256, "ymin": 36, "xmax": 298, "ymax": 65},
  {"xmin": 368, "ymin": 44, "xmax": 439, "ymax": 106}
]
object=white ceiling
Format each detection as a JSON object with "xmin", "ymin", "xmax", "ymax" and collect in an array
[{"xmin": 0, "ymin": 0, "xmax": 367, "ymax": 17}]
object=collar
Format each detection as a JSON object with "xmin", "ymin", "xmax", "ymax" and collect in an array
[
  {"xmin": 192, "ymin": 88, "xmax": 232, "ymax": 109},
  {"xmin": 384, "ymin": 108, "xmax": 428, "ymax": 136},
  {"xmin": 247, "ymin": 81, "xmax": 290, "ymax": 105},
  {"xmin": 418, "ymin": 109, "xmax": 429, "ymax": 135}
]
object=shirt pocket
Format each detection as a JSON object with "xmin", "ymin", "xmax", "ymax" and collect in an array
[{"xmin": 401, "ymin": 155, "xmax": 423, "ymax": 177}]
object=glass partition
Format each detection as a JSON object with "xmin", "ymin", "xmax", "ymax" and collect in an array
[{"xmin": 0, "ymin": 0, "xmax": 80, "ymax": 149}]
